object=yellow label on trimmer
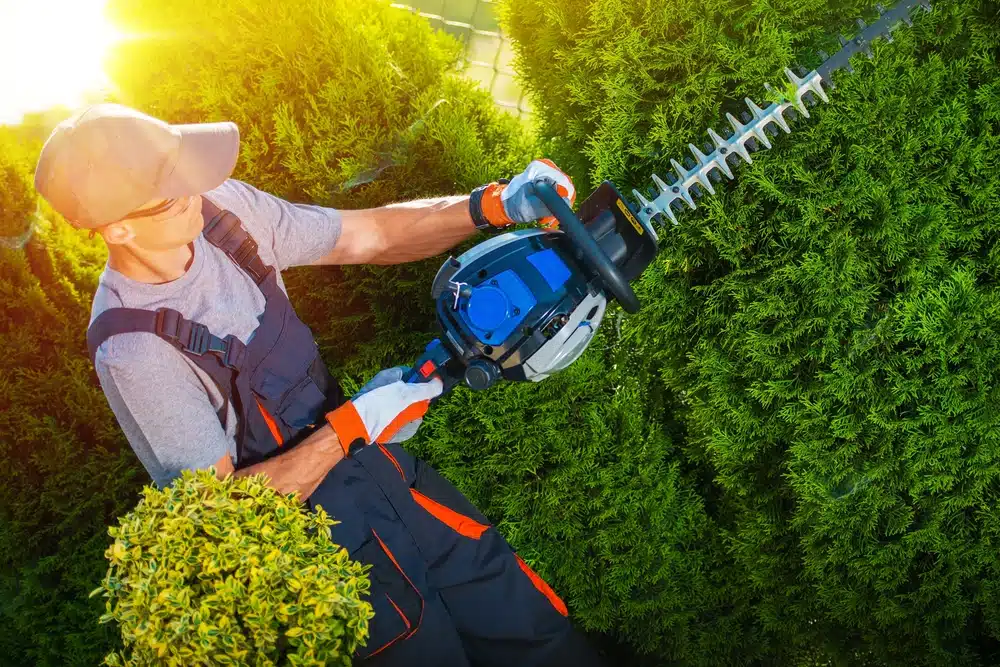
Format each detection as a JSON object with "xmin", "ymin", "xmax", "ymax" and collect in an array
[{"xmin": 616, "ymin": 198, "xmax": 644, "ymax": 236}]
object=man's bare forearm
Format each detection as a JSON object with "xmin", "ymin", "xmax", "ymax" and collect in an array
[
  {"xmin": 370, "ymin": 195, "xmax": 480, "ymax": 264},
  {"xmin": 231, "ymin": 425, "xmax": 345, "ymax": 501}
]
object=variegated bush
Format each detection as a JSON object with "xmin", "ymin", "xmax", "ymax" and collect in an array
[{"xmin": 91, "ymin": 469, "xmax": 373, "ymax": 666}]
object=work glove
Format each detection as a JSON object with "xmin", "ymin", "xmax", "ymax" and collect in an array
[
  {"xmin": 325, "ymin": 366, "xmax": 443, "ymax": 453},
  {"xmin": 470, "ymin": 158, "xmax": 576, "ymax": 231},
  {"xmin": 352, "ymin": 366, "xmax": 426, "ymax": 444}
]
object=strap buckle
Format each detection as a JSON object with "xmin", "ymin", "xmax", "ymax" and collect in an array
[
  {"xmin": 233, "ymin": 236, "xmax": 258, "ymax": 267},
  {"xmin": 186, "ymin": 322, "xmax": 211, "ymax": 355},
  {"xmin": 221, "ymin": 334, "xmax": 246, "ymax": 369},
  {"xmin": 155, "ymin": 307, "xmax": 245, "ymax": 369},
  {"xmin": 233, "ymin": 236, "xmax": 272, "ymax": 283},
  {"xmin": 154, "ymin": 307, "xmax": 182, "ymax": 343}
]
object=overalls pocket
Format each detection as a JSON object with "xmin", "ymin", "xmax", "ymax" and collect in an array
[
  {"xmin": 409, "ymin": 459, "xmax": 491, "ymax": 540},
  {"xmin": 352, "ymin": 529, "xmax": 424, "ymax": 661},
  {"xmin": 277, "ymin": 374, "xmax": 327, "ymax": 428},
  {"xmin": 255, "ymin": 359, "xmax": 328, "ymax": 431}
]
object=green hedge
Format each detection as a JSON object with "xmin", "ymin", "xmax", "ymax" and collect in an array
[
  {"xmin": 0, "ymin": 138, "xmax": 147, "ymax": 664},
  {"xmin": 494, "ymin": 0, "xmax": 1000, "ymax": 664}
]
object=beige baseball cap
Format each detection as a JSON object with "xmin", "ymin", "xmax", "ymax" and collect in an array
[{"xmin": 34, "ymin": 103, "xmax": 240, "ymax": 228}]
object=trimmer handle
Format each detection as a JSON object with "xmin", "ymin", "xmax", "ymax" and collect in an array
[
  {"xmin": 404, "ymin": 339, "xmax": 464, "ymax": 398},
  {"xmin": 532, "ymin": 178, "xmax": 641, "ymax": 313}
]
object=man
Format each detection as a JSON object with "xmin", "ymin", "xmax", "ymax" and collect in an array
[{"xmin": 34, "ymin": 103, "xmax": 605, "ymax": 666}]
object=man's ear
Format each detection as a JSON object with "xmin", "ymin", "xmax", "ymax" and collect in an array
[{"xmin": 102, "ymin": 222, "xmax": 135, "ymax": 245}]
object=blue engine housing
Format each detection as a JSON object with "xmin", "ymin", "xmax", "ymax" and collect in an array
[
  {"xmin": 430, "ymin": 229, "xmax": 593, "ymax": 385},
  {"xmin": 458, "ymin": 246, "xmax": 575, "ymax": 346},
  {"xmin": 405, "ymin": 179, "xmax": 658, "ymax": 393}
]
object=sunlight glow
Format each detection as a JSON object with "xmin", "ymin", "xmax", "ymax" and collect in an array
[{"xmin": 0, "ymin": 0, "xmax": 124, "ymax": 125}]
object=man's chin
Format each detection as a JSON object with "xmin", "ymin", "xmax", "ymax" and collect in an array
[{"xmin": 150, "ymin": 235, "xmax": 199, "ymax": 253}]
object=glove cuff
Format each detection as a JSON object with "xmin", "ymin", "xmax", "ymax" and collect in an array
[
  {"xmin": 325, "ymin": 401, "xmax": 370, "ymax": 456},
  {"xmin": 470, "ymin": 180, "xmax": 514, "ymax": 231}
]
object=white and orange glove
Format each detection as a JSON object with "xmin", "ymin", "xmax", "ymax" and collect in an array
[
  {"xmin": 325, "ymin": 366, "xmax": 443, "ymax": 454},
  {"xmin": 470, "ymin": 158, "xmax": 576, "ymax": 231}
]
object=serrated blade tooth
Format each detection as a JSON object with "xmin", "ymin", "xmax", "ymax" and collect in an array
[
  {"xmin": 745, "ymin": 97, "xmax": 778, "ymax": 146},
  {"xmin": 680, "ymin": 188, "xmax": 696, "ymax": 209},
  {"xmin": 773, "ymin": 103, "xmax": 792, "ymax": 133},
  {"xmin": 632, "ymin": 188, "xmax": 651, "ymax": 210},
  {"xmin": 715, "ymin": 158, "xmax": 734, "ymax": 180},
  {"xmin": 724, "ymin": 114, "xmax": 754, "ymax": 164},
  {"xmin": 660, "ymin": 165, "xmax": 696, "ymax": 209},
  {"xmin": 707, "ymin": 127, "xmax": 727, "ymax": 149},
  {"xmin": 630, "ymin": 193, "xmax": 662, "ymax": 241},
  {"xmin": 689, "ymin": 142, "xmax": 711, "ymax": 165},
  {"xmin": 794, "ymin": 67, "xmax": 829, "ymax": 105},
  {"xmin": 746, "ymin": 97, "xmax": 768, "ymax": 121},
  {"xmin": 726, "ymin": 112, "xmax": 746, "ymax": 135},
  {"xmin": 812, "ymin": 78, "xmax": 830, "ymax": 103},
  {"xmin": 670, "ymin": 158, "xmax": 688, "ymax": 183},
  {"xmin": 687, "ymin": 143, "xmax": 717, "ymax": 195},
  {"xmin": 762, "ymin": 83, "xmax": 792, "ymax": 132},
  {"xmin": 662, "ymin": 204, "xmax": 678, "ymax": 225},
  {"xmin": 741, "ymin": 98, "xmax": 774, "ymax": 150},
  {"xmin": 784, "ymin": 68, "xmax": 811, "ymax": 117},
  {"xmin": 652, "ymin": 173, "xmax": 671, "ymax": 194},
  {"xmin": 707, "ymin": 129, "xmax": 735, "ymax": 179}
]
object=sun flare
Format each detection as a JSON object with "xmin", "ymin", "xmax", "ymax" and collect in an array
[{"xmin": 0, "ymin": 0, "xmax": 124, "ymax": 125}]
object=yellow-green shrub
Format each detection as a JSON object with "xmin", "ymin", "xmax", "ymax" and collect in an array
[{"xmin": 91, "ymin": 470, "xmax": 373, "ymax": 666}]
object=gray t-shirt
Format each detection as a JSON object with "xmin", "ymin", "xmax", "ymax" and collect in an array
[{"xmin": 90, "ymin": 179, "xmax": 343, "ymax": 488}]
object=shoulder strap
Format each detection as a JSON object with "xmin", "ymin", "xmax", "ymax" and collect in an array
[
  {"xmin": 200, "ymin": 196, "xmax": 274, "ymax": 286},
  {"xmin": 86, "ymin": 306, "xmax": 247, "ymax": 370},
  {"xmin": 86, "ymin": 197, "xmax": 272, "ymax": 367}
]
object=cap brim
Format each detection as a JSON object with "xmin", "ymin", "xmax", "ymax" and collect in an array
[{"xmin": 157, "ymin": 121, "xmax": 240, "ymax": 198}]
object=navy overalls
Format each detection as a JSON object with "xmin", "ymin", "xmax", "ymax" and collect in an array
[{"xmin": 87, "ymin": 197, "xmax": 607, "ymax": 666}]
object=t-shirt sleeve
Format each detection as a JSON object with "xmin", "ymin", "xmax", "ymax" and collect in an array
[
  {"xmin": 211, "ymin": 179, "xmax": 343, "ymax": 271},
  {"xmin": 94, "ymin": 336, "xmax": 234, "ymax": 488}
]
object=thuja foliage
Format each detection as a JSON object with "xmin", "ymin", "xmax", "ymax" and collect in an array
[
  {"xmin": 0, "ymin": 120, "xmax": 147, "ymax": 667},
  {"xmin": 92, "ymin": 469, "xmax": 373, "ymax": 666},
  {"xmin": 103, "ymin": 0, "xmax": 539, "ymax": 377},
  {"xmin": 497, "ymin": 0, "xmax": 1000, "ymax": 664}
]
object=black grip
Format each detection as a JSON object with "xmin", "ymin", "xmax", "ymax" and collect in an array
[{"xmin": 531, "ymin": 179, "xmax": 641, "ymax": 313}]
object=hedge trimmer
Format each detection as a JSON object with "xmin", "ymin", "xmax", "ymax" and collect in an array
[{"xmin": 406, "ymin": 0, "xmax": 934, "ymax": 393}]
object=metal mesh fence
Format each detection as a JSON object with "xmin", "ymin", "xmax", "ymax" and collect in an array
[{"xmin": 390, "ymin": 0, "xmax": 532, "ymax": 120}]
